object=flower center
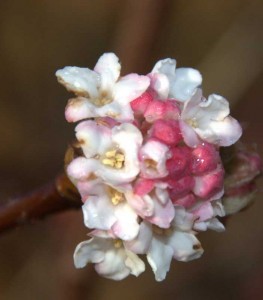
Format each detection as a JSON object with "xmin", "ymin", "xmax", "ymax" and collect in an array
[
  {"xmin": 152, "ymin": 225, "xmax": 173, "ymax": 236},
  {"xmin": 108, "ymin": 187, "xmax": 125, "ymax": 206},
  {"xmin": 186, "ymin": 118, "xmax": 198, "ymax": 128},
  {"xmin": 102, "ymin": 149, "xmax": 125, "ymax": 169},
  {"xmin": 114, "ymin": 239, "xmax": 123, "ymax": 249},
  {"xmin": 92, "ymin": 97, "xmax": 112, "ymax": 107},
  {"xmin": 144, "ymin": 158, "xmax": 157, "ymax": 170}
]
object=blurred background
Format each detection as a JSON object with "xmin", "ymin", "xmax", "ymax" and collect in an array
[{"xmin": 0, "ymin": 0, "xmax": 262, "ymax": 299}]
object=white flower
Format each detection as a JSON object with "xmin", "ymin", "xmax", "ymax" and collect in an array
[
  {"xmin": 79, "ymin": 178, "xmax": 139, "ymax": 241},
  {"xmin": 56, "ymin": 53, "xmax": 150, "ymax": 121},
  {"xmin": 180, "ymin": 89, "xmax": 242, "ymax": 147},
  {"xmin": 126, "ymin": 207, "xmax": 203, "ymax": 281},
  {"xmin": 67, "ymin": 121, "xmax": 143, "ymax": 187},
  {"xmin": 74, "ymin": 231, "xmax": 145, "ymax": 280},
  {"xmin": 125, "ymin": 186, "xmax": 175, "ymax": 228},
  {"xmin": 150, "ymin": 58, "xmax": 202, "ymax": 101},
  {"xmin": 139, "ymin": 139, "xmax": 171, "ymax": 179},
  {"xmin": 191, "ymin": 200, "xmax": 225, "ymax": 232}
]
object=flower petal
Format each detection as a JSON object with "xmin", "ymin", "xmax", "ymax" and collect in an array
[
  {"xmin": 75, "ymin": 120, "xmax": 112, "ymax": 158},
  {"xmin": 149, "ymin": 73, "xmax": 169, "ymax": 99},
  {"xmin": 82, "ymin": 194, "xmax": 117, "ymax": 231},
  {"xmin": 139, "ymin": 140, "xmax": 170, "ymax": 179},
  {"xmin": 198, "ymin": 115, "xmax": 242, "ymax": 146},
  {"xmin": 67, "ymin": 157, "xmax": 98, "ymax": 183},
  {"xmin": 111, "ymin": 202, "xmax": 140, "ymax": 241},
  {"xmin": 125, "ymin": 250, "xmax": 145, "ymax": 277},
  {"xmin": 147, "ymin": 236, "xmax": 174, "ymax": 281},
  {"xmin": 113, "ymin": 74, "xmax": 150, "ymax": 104},
  {"xmin": 125, "ymin": 221, "xmax": 153, "ymax": 254},
  {"xmin": 179, "ymin": 120, "xmax": 201, "ymax": 148},
  {"xmin": 73, "ymin": 238, "xmax": 107, "ymax": 268},
  {"xmin": 56, "ymin": 67, "xmax": 99, "ymax": 98},
  {"xmin": 94, "ymin": 53, "xmax": 121, "ymax": 93},
  {"xmin": 97, "ymin": 123, "xmax": 143, "ymax": 185},
  {"xmin": 168, "ymin": 231, "xmax": 203, "ymax": 262},
  {"xmin": 151, "ymin": 58, "xmax": 176, "ymax": 77},
  {"xmin": 170, "ymin": 68, "xmax": 202, "ymax": 101},
  {"xmin": 95, "ymin": 244, "xmax": 131, "ymax": 280}
]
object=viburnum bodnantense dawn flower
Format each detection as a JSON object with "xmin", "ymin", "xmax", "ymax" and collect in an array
[{"xmin": 56, "ymin": 52, "xmax": 260, "ymax": 281}]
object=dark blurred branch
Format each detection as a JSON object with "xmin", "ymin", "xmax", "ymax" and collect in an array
[
  {"xmin": 113, "ymin": 0, "xmax": 172, "ymax": 73},
  {"xmin": 0, "ymin": 173, "xmax": 81, "ymax": 234}
]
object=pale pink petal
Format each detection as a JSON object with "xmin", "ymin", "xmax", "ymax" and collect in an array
[
  {"xmin": 179, "ymin": 120, "xmax": 201, "ymax": 148},
  {"xmin": 65, "ymin": 96, "xmax": 135, "ymax": 122},
  {"xmin": 113, "ymin": 74, "xmax": 150, "ymax": 104},
  {"xmin": 146, "ymin": 194, "xmax": 175, "ymax": 228},
  {"xmin": 67, "ymin": 157, "xmax": 99, "ymax": 182},
  {"xmin": 191, "ymin": 202, "xmax": 214, "ymax": 222},
  {"xmin": 75, "ymin": 120, "xmax": 112, "ymax": 158},
  {"xmin": 111, "ymin": 202, "xmax": 140, "ymax": 241},
  {"xmin": 65, "ymin": 97, "xmax": 98, "ymax": 122},
  {"xmin": 126, "ymin": 192, "xmax": 155, "ymax": 218},
  {"xmin": 149, "ymin": 73, "xmax": 169, "ymax": 99}
]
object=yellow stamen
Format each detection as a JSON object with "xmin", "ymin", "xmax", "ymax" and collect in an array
[
  {"xmin": 105, "ymin": 149, "xmax": 117, "ymax": 158},
  {"xmin": 186, "ymin": 118, "xmax": 198, "ymax": 128},
  {"xmin": 102, "ymin": 149, "xmax": 125, "ymax": 169},
  {"xmin": 108, "ymin": 187, "xmax": 125, "ymax": 206},
  {"xmin": 102, "ymin": 158, "xmax": 115, "ymax": 167},
  {"xmin": 114, "ymin": 239, "xmax": 122, "ymax": 249}
]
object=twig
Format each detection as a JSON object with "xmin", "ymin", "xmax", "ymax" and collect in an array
[{"xmin": 0, "ymin": 173, "xmax": 81, "ymax": 234}]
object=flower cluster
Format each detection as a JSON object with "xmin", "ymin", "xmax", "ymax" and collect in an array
[{"xmin": 56, "ymin": 53, "xmax": 244, "ymax": 281}]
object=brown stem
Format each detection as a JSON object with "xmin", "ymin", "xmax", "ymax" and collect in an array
[{"xmin": 0, "ymin": 173, "xmax": 81, "ymax": 234}]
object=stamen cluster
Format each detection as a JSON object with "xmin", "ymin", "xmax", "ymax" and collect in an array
[{"xmin": 56, "ymin": 53, "xmax": 245, "ymax": 281}]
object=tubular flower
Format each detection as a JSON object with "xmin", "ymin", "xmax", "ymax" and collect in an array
[
  {"xmin": 57, "ymin": 53, "xmax": 261, "ymax": 281},
  {"xmin": 56, "ymin": 53, "xmax": 150, "ymax": 122},
  {"xmin": 180, "ymin": 89, "xmax": 242, "ymax": 147},
  {"xmin": 74, "ymin": 230, "xmax": 145, "ymax": 280},
  {"xmin": 67, "ymin": 120, "xmax": 143, "ymax": 187}
]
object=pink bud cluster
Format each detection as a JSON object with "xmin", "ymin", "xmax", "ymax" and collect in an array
[{"xmin": 56, "ymin": 53, "xmax": 245, "ymax": 281}]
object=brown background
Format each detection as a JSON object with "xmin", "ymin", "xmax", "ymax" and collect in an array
[{"xmin": 0, "ymin": 0, "xmax": 263, "ymax": 299}]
